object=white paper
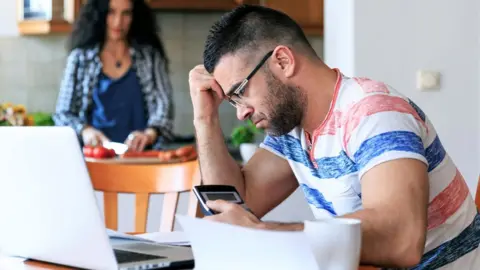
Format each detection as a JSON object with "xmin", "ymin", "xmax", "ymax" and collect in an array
[
  {"xmin": 106, "ymin": 229, "xmax": 190, "ymax": 246},
  {"xmin": 176, "ymin": 215, "xmax": 319, "ymax": 270},
  {"xmin": 135, "ymin": 231, "xmax": 190, "ymax": 246},
  {"xmin": 0, "ymin": 254, "xmax": 28, "ymax": 268},
  {"xmin": 106, "ymin": 229, "xmax": 154, "ymax": 242}
]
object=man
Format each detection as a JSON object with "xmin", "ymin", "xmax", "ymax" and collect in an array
[{"xmin": 188, "ymin": 4, "xmax": 479, "ymax": 269}]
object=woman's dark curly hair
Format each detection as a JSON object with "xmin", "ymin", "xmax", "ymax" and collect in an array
[{"xmin": 68, "ymin": 0, "xmax": 169, "ymax": 69}]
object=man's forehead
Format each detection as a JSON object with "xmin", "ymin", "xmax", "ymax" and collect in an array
[{"xmin": 212, "ymin": 54, "xmax": 249, "ymax": 94}]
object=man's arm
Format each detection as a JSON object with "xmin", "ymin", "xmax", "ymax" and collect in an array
[
  {"xmin": 342, "ymin": 158, "xmax": 428, "ymax": 267},
  {"xmin": 253, "ymin": 158, "xmax": 428, "ymax": 268},
  {"xmin": 189, "ymin": 65, "xmax": 298, "ymax": 218},
  {"xmin": 195, "ymin": 118, "xmax": 298, "ymax": 218}
]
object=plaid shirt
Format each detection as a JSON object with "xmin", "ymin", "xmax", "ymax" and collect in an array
[{"xmin": 53, "ymin": 44, "xmax": 174, "ymax": 149}]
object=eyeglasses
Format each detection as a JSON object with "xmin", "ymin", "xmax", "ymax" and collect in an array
[{"xmin": 226, "ymin": 50, "xmax": 274, "ymax": 107}]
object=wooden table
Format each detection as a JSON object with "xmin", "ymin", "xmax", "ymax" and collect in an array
[
  {"xmin": 0, "ymin": 257, "xmax": 378, "ymax": 269},
  {"xmin": 0, "ymin": 258, "xmax": 72, "ymax": 269},
  {"xmin": 0, "ymin": 257, "xmax": 195, "ymax": 270}
]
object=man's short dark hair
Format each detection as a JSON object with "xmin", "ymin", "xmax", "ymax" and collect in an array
[{"xmin": 203, "ymin": 4, "xmax": 317, "ymax": 73}]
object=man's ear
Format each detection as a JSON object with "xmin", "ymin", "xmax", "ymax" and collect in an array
[{"xmin": 272, "ymin": 46, "xmax": 295, "ymax": 78}]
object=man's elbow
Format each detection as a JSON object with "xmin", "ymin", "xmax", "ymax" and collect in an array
[
  {"xmin": 397, "ymin": 246, "xmax": 424, "ymax": 267},
  {"xmin": 392, "ymin": 229, "xmax": 426, "ymax": 267}
]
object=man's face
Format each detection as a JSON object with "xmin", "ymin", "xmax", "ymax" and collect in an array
[{"xmin": 213, "ymin": 49, "xmax": 306, "ymax": 136}]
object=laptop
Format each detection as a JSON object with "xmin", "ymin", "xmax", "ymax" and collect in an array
[{"xmin": 0, "ymin": 126, "xmax": 194, "ymax": 270}]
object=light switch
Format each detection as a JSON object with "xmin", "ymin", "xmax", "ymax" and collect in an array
[{"xmin": 416, "ymin": 70, "xmax": 441, "ymax": 90}]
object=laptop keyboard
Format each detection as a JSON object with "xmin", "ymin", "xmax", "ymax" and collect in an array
[{"xmin": 114, "ymin": 249, "xmax": 166, "ymax": 264}]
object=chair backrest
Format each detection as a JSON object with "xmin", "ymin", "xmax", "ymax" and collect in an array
[{"xmin": 86, "ymin": 159, "xmax": 201, "ymax": 233}]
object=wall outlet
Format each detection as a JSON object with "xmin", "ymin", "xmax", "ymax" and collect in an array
[{"xmin": 416, "ymin": 70, "xmax": 441, "ymax": 90}]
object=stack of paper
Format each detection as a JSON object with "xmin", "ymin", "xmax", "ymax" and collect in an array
[
  {"xmin": 106, "ymin": 229, "xmax": 190, "ymax": 246},
  {"xmin": 176, "ymin": 215, "xmax": 319, "ymax": 270},
  {"xmin": 0, "ymin": 254, "xmax": 27, "ymax": 268},
  {"xmin": 136, "ymin": 231, "xmax": 190, "ymax": 246},
  {"xmin": 176, "ymin": 215, "xmax": 362, "ymax": 270}
]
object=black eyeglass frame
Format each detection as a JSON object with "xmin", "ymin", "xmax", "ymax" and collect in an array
[{"xmin": 226, "ymin": 50, "xmax": 274, "ymax": 107}]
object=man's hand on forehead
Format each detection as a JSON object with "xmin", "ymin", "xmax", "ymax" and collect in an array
[{"xmin": 190, "ymin": 65, "xmax": 225, "ymax": 99}]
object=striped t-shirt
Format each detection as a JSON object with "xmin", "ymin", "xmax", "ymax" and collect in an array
[{"xmin": 260, "ymin": 69, "xmax": 479, "ymax": 269}]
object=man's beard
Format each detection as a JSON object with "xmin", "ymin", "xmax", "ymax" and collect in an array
[{"xmin": 262, "ymin": 70, "xmax": 306, "ymax": 137}]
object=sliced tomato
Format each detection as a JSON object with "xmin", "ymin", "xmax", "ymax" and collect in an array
[
  {"xmin": 83, "ymin": 146, "xmax": 94, "ymax": 157},
  {"xmin": 92, "ymin": 146, "xmax": 115, "ymax": 159}
]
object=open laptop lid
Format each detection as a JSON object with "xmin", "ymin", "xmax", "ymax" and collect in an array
[{"xmin": 0, "ymin": 127, "xmax": 118, "ymax": 270}]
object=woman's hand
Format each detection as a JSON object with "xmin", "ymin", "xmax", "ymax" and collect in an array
[
  {"xmin": 125, "ymin": 129, "xmax": 157, "ymax": 152},
  {"xmin": 82, "ymin": 126, "xmax": 110, "ymax": 146}
]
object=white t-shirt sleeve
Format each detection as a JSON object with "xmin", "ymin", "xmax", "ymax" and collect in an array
[
  {"xmin": 343, "ymin": 93, "xmax": 429, "ymax": 179},
  {"xmin": 259, "ymin": 135, "xmax": 287, "ymax": 159}
]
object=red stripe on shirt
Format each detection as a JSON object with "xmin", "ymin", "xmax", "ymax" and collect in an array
[
  {"xmin": 354, "ymin": 78, "xmax": 390, "ymax": 94},
  {"xmin": 427, "ymin": 169, "xmax": 470, "ymax": 230},
  {"xmin": 317, "ymin": 110, "xmax": 343, "ymax": 136},
  {"xmin": 342, "ymin": 94, "xmax": 427, "ymax": 151}
]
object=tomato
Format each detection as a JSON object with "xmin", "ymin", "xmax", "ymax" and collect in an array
[
  {"xmin": 107, "ymin": 148, "xmax": 116, "ymax": 157},
  {"xmin": 92, "ymin": 146, "xmax": 116, "ymax": 159},
  {"xmin": 83, "ymin": 146, "xmax": 94, "ymax": 157}
]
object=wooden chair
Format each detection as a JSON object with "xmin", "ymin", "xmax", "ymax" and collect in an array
[{"xmin": 86, "ymin": 159, "xmax": 202, "ymax": 233}]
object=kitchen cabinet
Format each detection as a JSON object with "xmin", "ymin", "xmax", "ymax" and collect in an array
[
  {"xmin": 147, "ymin": 0, "xmax": 324, "ymax": 35},
  {"xmin": 17, "ymin": 0, "xmax": 323, "ymax": 36},
  {"xmin": 17, "ymin": 0, "xmax": 85, "ymax": 35},
  {"xmin": 146, "ymin": 0, "xmax": 259, "ymax": 10},
  {"xmin": 260, "ymin": 0, "xmax": 323, "ymax": 35}
]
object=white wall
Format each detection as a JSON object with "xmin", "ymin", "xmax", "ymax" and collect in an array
[
  {"xmin": 0, "ymin": 1, "xmax": 19, "ymax": 36},
  {"xmin": 323, "ymin": 0, "xmax": 355, "ymax": 75},
  {"xmin": 325, "ymin": 0, "xmax": 480, "ymax": 193}
]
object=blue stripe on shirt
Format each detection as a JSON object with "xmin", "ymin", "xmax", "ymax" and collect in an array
[
  {"xmin": 408, "ymin": 211, "xmax": 480, "ymax": 270},
  {"xmin": 315, "ymin": 151, "xmax": 357, "ymax": 179},
  {"xmin": 408, "ymin": 99, "xmax": 427, "ymax": 123},
  {"xmin": 264, "ymin": 135, "xmax": 313, "ymax": 164},
  {"xmin": 425, "ymin": 135, "xmax": 446, "ymax": 172},
  {"xmin": 300, "ymin": 183, "xmax": 337, "ymax": 215},
  {"xmin": 265, "ymin": 135, "xmax": 358, "ymax": 180},
  {"xmin": 262, "ymin": 135, "xmax": 286, "ymax": 156},
  {"xmin": 265, "ymin": 135, "xmax": 321, "ymax": 177},
  {"xmin": 281, "ymin": 135, "xmax": 310, "ymax": 164},
  {"xmin": 353, "ymin": 131, "xmax": 425, "ymax": 171}
]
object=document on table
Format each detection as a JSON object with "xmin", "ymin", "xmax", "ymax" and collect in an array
[
  {"xmin": 106, "ymin": 229, "xmax": 190, "ymax": 246},
  {"xmin": 176, "ymin": 215, "xmax": 319, "ymax": 270},
  {"xmin": 106, "ymin": 229, "xmax": 154, "ymax": 242},
  {"xmin": 176, "ymin": 215, "xmax": 362, "ymax": 270},
  {"xmin": 136, "ymin": 231, "xmax": 190, "ymax": 246},
  {"xmin": 0, "ymin": 253, "xmax": 28, "ymax": 268}
]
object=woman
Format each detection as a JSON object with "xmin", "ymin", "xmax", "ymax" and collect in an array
[{"xmin": 53, "ymin": 0, "xmax": 174, "ymax": 152}]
